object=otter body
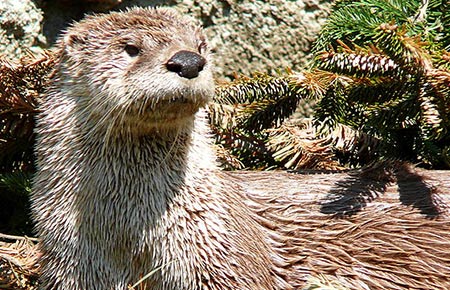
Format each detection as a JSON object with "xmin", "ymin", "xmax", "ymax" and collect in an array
[
  {"xmin": 32, "ymin": 7, "xmax": 450, "ymax": 290},
  {"xmin": 32, "ymin": 7, "xmax": 284, "ymax": 290}
]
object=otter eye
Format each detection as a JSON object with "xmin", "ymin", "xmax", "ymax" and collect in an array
[{"xmin": 124, "ymin": 44, "xmax": 140, "ymax": 57}]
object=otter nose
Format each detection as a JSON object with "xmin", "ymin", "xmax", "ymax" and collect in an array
[{"xmin": 166, "ymin": 50, "xmax": 206, "ymax": 79}]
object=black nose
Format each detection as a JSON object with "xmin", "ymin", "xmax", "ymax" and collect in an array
[{"xmin": 166, "ymin": 50, "xmax": 206, "ymax": 79}]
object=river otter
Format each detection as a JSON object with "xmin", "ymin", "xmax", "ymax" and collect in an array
[
  {"xmin": 31, "ymin": 6, "xmax": 450, "ymax": 290},
  {"xmin": 32, "ymin": 7, "xmax": 287, "ymax": 290}
]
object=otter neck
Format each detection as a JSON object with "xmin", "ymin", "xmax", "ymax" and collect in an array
[{"xmin": 75, "ymin": 109, "xmax": 219, "ymax": 205}]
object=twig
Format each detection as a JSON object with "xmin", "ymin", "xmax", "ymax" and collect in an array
[{"xmin": 0, "ymin": 233, "xmax": 38, "ymax": 243}]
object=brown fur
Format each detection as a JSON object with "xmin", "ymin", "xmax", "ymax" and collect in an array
[
  {"xmin": 32, "ymin": 7, "xmax": 285, "ymax": 290},
  {"xmin": 31, "ymin": 6, "xmax": 450, "ymax": 290},
  {"xmin": 233, "ymin": 166, "xmax": 450, "ymax": 289}
]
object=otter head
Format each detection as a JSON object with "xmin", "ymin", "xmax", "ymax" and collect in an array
[{"xmin": 56, "ymin": 7, "xmax": 214, "ymax": 133}]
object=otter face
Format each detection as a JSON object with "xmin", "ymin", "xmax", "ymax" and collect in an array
[{"xmin": 57, "ymin": 7, "xmax": 214, "ymax": 131}]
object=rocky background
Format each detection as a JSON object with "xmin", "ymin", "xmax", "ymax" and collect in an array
[{"xmin": 0, "ymin": 0, "xmax": 331, "ymax": 80}]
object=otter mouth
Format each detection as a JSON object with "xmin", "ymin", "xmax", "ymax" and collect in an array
[
  {"xmin": 145, "ymin": 95, "xmax": 207, "ymax": 112},
  {"xmin": 131, "ymin": 95, "xmax": 206, "ymax": 124},
  {"xmin": 163, "ymin": 96, "xmax": 191, "ymax": 105}
]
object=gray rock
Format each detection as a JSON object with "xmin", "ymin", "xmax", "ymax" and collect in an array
[
  {"xmin": 2, "ymin": 0, "xmax": 331, "ymax": 78},
  {"xmin": 0, "ymin": 0, "xmax": 46, "ymax": 60}
]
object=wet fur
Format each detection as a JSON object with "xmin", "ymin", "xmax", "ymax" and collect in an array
[{"xmin": 32, "ymin": 7, "xmax": 284, "ymax": 290}]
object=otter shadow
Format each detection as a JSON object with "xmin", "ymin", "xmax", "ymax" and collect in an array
[
  {"xmin": 320, "ymin": 163, "xmax": 443, "ymax": 218},
  {"xmin": 319, "ymin": 173, "xmax": 388, "ymax": 217},
  {"xmin": 396, "ymin": 169, "xmax": 442, "ymax": 218}
]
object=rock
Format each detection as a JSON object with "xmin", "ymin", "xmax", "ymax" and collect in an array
[
  {"xmin": 1, "ymin": 0, "xmax": 331, "ymax": 78},
  {"xmin": 0, "ymin": 0, "xmax": 46, "ymax": 60}
]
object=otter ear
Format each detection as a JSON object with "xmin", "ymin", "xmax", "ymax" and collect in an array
[{"xmin": 63, "ymin": 32, "xmax": 87, "ymax": 55}]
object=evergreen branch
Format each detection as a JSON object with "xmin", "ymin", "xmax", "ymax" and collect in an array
[
  {"xmin": 317, "ymin": 51, "xmax": 403, "ymax": 78},
  {"xmin": 419, "ymin": 70, "xmax": 450, "ymax": 142},
  {"xmin": 0, "ymin": 53, "xmax": 55, "ymax": 172},
  {"xmin": 213, "ymin": 73, "xmax": 295, "ymax": 133},
  {"xmin": 348, "ymin": 78, "xmax": 414, "ymax": 104},
  {"xmin": 290, "ymin": 70, "xmax": 330, "ymax": 100},
  {"xmin": 418, "ymin": 0, "xmax": 449, "ymax": 50},
  {"xmin": 313, "ymin": 3, "xmax": 389, "ymax": 52},
  {"xmin": 211, "ymin": 125, "xmax": 275, "ymax": 169},
  {"xmin": 349, "ymin": 79, "xmax": 421, "ymax": 135},
  {"xmin": 237, "ymin": 89, "xmax": 302, "ymax": 132},
  {"xmin": 441, "ymin": 1, "xmax": 450, "ymax": 49},
  {"xmin": 436, "ymin": 51, "xmax": 450, "ymax": 70},
  {"xmin": 313, "ymin": 0, "xmax": 420, "ymax": 53},
  {"xmin": 267, "ymin": 118, "xmax": 381, "ymax": 169},
  {"xmin": 214, "ymin": 72, "xmax": 325, "ymax": 133},
  {"xmin": 375, "ymin": 23, "xmax": 432, "ymax": 74},
  {"xmin": 360, "ymin": 0, "xmax": 417, "ymax": 21},
  {"xmin": 0, "ymin": 172, "xmax": 32, "ymax": 194},
  {"xmin": 314, "ymin": 76, "xmax": 351, "ymax": 131},
  {"xmin": 411, "ymin": 0, "xmax": 429, "ymax": 23},
  {"xmin": 214, "ymin": 73, "xmax": 292, "ymax": 105},
  {"xmin": 267, "ymin": 121, "xmax": 341, "ymax": 170},
  {"xmin": 313, "ymin": 0, "xmax": 450, "ymax": 168},
  {"xmin": 418, "ymin": 78, "xmax": 444, "ymax": 140},
  {"xmin": 328, "ymin": 121, "xmax": 381, "ymax": 167},
  {"xmin": 362, "ymin": 95, "xmax": 419, "ymax": 134},
  {"xmin": 207, "ymin": 102, "xmax": 237, "ymax": 130},
  {"xmin": 213, "ymin": 143, "xmax": 245, "ymax": 170},
  {"xmin": 428, "ymin": 68, "xmax": 450, "ymax": 96}
]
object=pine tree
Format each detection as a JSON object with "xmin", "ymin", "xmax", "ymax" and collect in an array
[
  {"xmin": 211, "ymin": 71, "xmax": 344, "ymax": 170},
  {"xmin": 0, "ymin": 53, "xmax": 54, "ymax": 235},
  {"xmin": 213, "ymin": 0, "xmax": 450, "ymax": 169}
]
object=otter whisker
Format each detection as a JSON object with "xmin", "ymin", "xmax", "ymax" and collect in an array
[
  {"xmin": 158, "ymin": 124, "xmax": 183, "ymax": 168},
  {"xmin": 135, "ymin": 92, "xmax": 150, "ymax": 117},
  {"xmin": 81, "ymin": 96, "xmax": 117, "ymax": 139}
]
